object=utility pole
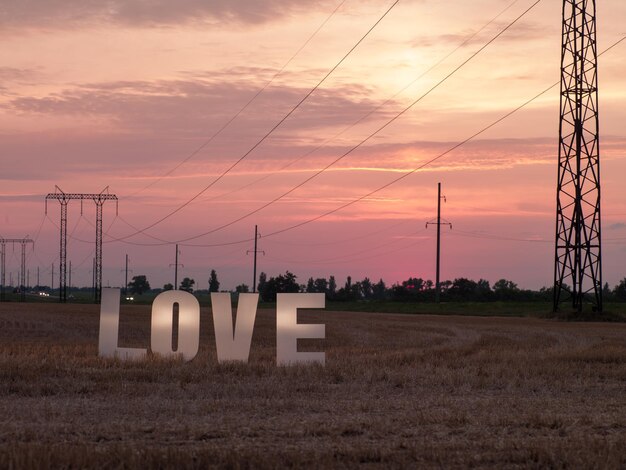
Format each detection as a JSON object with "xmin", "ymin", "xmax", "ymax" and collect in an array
[
  {"xmin": 170, "ymin": 244, "xmax": 183, "ymax": 290},
  {"xmin": 175, "ymin": 245, "xmax": 179, "ymax": 289},
  {"xmin": 124, "ymin": 254, "xmax": 130, "ymax": 295},
  {"xmin": 426, "ymin": 183, "xmax": 451, "ymax": 303},
  {"xmin": 247, "ymin": 225, "xmax": 265, "ymax": 293},
  {"xmin": 553, "ymin": 0, "xmax": 602, "ymax": 313}
]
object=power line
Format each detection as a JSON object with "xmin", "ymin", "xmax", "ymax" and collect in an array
[
  {"xmin": 263, "ymin": 82, "xmax": 557, "ymax": 240},
  {"xmin": 446, "ymin": 229, "xmax": 551, "ymax": 243},
  {"xmin": 105, "ymin": 213, "xmax": 251, "ymax": 247},
  {"xmin": 114, "ymin": 0, "xmax": 401, "ymax": 241},
  {"xmin": 46, "ymin": 213, "xmax": 120, "ymax": 245},
  {"xmin": 265, "ymin": 227, "xmax": 428, "ymax": 266},
  {"xmin": 24, "ymin": 214, "xmax": 48, "ymax": 266},
  {"xmin": 62, "ymin": 32, "xmax": 624, "ymax": 253},
  {"xmin": 161, "ymin": 0, "xmax": 546, "ymax": 244},
  {"xmin": 190, "ymin": 0, "xmax": 522, "ymax": 207},
  {"xmin": 263, "ymin": 218, "xmax": 413, "ymax": 247},
  {"xmin": 256, "ymin": 39, "xmax": 626, "ymax": 244},
  {"xmin": 110, "ymin": 33, "xmax": 625, "ymax": 250},
  {"xmin": 29, "ymin": 214, "xmax": 47, "ymax": 245},
  {"xmin": 126, "ymin": 0, "xmax": 348, "ymax": 198},
  {"xmin": 94, "ymin": 0, "xmax": 522, "ymax": 249}
]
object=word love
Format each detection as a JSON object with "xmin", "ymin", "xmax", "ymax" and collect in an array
[{"xmin": 98, "ymin": 288, "xmax": 325, "ymax": 366}]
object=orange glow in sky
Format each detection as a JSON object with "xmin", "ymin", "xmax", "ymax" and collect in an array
[{"xmin": 1, "ymin": 0, "xmax": 625, "ymax": 290}]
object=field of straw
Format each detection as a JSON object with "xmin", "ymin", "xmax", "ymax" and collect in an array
[{"xmin": 0, "ymin": 302, "xmax": 624, "ymax": 468}]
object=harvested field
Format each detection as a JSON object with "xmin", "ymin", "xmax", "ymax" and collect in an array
[{"xmin": 0, "ymin": 302, "xmax": 624, "ymax": 468}]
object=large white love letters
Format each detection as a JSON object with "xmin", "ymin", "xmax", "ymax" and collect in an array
[
  {"xmin": 276, "ymin": 293, "xmax": 325, "ymax": 366},
  {"xmin": 98, "ymin": 288, "xmax": 325, "ymax": 365},
  {"xmin": 151, "ymin": 290, "xmax": 200, "ymax": 361},
  {"xmin": 211, "ymin": 292, "xmax": 258, "ymax": 362},
  {"xmin": 99, "ymin": 288, "xmax": 147, "ymax": 360}
]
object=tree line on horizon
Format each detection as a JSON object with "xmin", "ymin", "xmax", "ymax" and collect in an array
[
  {"xmin": 114, "ymin": 270, "xmax": 626, "ymax": 304},
  {"xmin": 18, "ymin": 269, "xmax": 626, "ymax": 303}
]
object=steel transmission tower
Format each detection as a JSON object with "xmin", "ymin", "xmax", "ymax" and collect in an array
[
  {"xmin": 554, "ymin": 0, "xmax": 601, "ymax": 313},
  {"xmin": 0, "ymin": 237, "xmax": 34, "ymax": 302},
  {"xmin": 45, "ymin": 186, "xmax": 118, "ymax": 303}
]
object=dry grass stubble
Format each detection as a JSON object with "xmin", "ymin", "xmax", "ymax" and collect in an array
[{"xmin": 0, "ymin": 303, "xmax": 624, "ymax": 468}]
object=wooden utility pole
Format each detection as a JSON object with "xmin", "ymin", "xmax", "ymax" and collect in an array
[
  {"xmin": 247, "ymin": 225, "xmax": 265, "ymax": 293},
  {"xmin": 426, "ymin": 183, "xmax": 451, "ymax": 303},
  {"xmin": 170, "ymin": 245, "xmax": 183, "ymax": 290}
]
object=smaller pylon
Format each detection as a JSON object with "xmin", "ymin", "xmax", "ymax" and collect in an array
[{"xmin": 0, "ymin": 237, "xmax": 34, "ymax": 302}]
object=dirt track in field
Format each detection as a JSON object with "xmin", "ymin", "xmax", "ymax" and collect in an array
[{"xmin": 0, "ymin": 302, "xmax": 624, "ymax": 468}]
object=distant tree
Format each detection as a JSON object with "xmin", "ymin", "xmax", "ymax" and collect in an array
[
  {"xmin": 209, "ymin": 269, "xmax": 220, "ymax": 293},
  {"xmin": 345, "ymin": 276, "xmax": 352, "ymax": 291},
  {"xmin": 333, "ymin": 287, "xmax": 349, "ymax": 301},
  {"xmin": 613, "ymin": 279, "xmax": 626, "ymax": 301},
  {"xmin": 128, "ymin": 275, "xmax": 150, "ymax": 295},
  {"xmin": 260, "ymin": 271, "xmax": 299, "ymax": 302},
  {"xmin": 281, "ymin": 271, "xmax": 300, "ymax": 293},
  {"xmin": 180, "ymin": 277, "xmax": 195, "ymax": 293},
  {"xmin": 602, "ymin": 282, "xmax": 613, "ymax": 302},
  {"xmin": 372, "ymin": 279, "xmax": 387, "ymax": 300},
  {"xmin": 258, "ymin": 272, "xmax": 267, "ymax": 295},
  {"xmin": 235, "ymin": 284, "xmax": 250, "ymax": 293},
  {"xmin": 361, "ymin": 277, "xmax": 373, "ymax": 299},
  {"xmin": 306, "ymin": 277, "xmax": 316, "ymax": 293},
  {"xmin": 475, "ymin": 279, "xmax": 492, "ymax": 301},
  {"xmin": 350, "ymin": 281, "xmax": 363, "ymax": 300},
  {"xmin": 493, "ymin": 279, "xmax": 520, "ymax": 300},
  {"xmin": 328, "ymin": 276, "xmax": 337, "ymax": 297},
  {"xmin": 538, "ymin": 285, "xmax": 553, "ymax": 301},
  {"xmin": 449, "ymin": 278, "xmax": 478, "ymax": 300},
  {"xmin": 391, "ymin": 283, "xmax": 410, "ymax": 301},
  {"xmin": 314, "ymin": 278, "xmax": 328, "ymax": 294},
  {"xmin": 403, "ymin": 278, "xmax": 425, "ymax": 291},
  {"xmin": 163, "ymin": 283, "xmax": 174, "ymax": 291},
  {"xmin": 494, "ymin": 279, "xmax": 518, "ymax": 291}
]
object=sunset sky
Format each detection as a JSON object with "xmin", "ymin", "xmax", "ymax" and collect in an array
[{"xmin": 1, "ymin": 0, "xmax": 625, "ymax": 291}]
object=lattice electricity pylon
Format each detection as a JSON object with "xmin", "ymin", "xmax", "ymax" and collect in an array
[
  {"xmin": 45, "ymin": 186, "xmax": 118, "ymax": 303},
  {"xmin": 0, "ymin": 237, "xmax": 34, "ymax": 302},
  {"xmin": 553, "ymin": 0, "xmax": 601, "ymax": 313}
]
